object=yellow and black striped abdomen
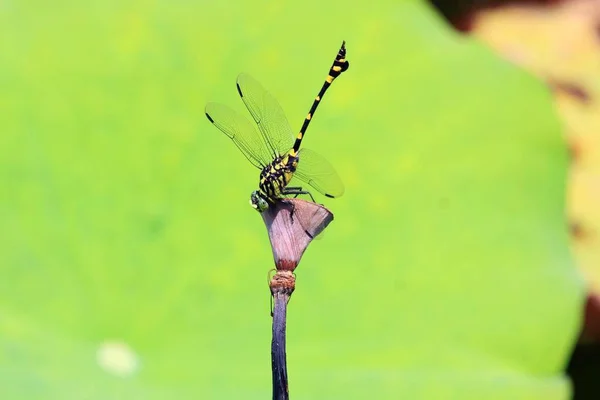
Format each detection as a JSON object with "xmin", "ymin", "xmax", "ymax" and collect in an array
[
  {"xmin": 259, "ymin": 153, "xmax": 299, "ymax": 199},
  {"xmin": 291, "ymin": 42, "xmax": 350, "ymax": 155}
]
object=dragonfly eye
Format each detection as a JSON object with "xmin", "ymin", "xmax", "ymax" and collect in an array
[{"xmin": 250, "ymin": 191, "xmax": 269, "ymax": 212}]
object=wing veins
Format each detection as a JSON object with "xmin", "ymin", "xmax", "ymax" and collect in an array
[
  {"xmin": 293, "ymin": 148, "xmax": 345, "ymax": 198},
  {"xmin": 236, "ymin": 73, "xmax": 295, "ymax": 159},
  {"xmin": 205, "ymin": 102, "xmax": 272, "ymax": 169}
]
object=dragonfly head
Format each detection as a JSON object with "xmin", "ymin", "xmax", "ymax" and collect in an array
[{"xmin": 250, "ymin": 190, "xmax": 269, "ymax": 213}]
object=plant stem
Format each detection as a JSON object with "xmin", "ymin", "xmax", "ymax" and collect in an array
[{"xmin": 272, "ymin": 291, "xmax": 290, "ymax": 400}]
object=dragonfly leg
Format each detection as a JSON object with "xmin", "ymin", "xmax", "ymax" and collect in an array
[
  {"xmin": 283, "ymin": 187, "xmax": 316, "ymax": 203},
  {"xmin": 280, "ymin": 189, "xmax": 320, "ymax": 239},
  {"xmin": 282, "ymin": 187, "xmax": 315, "ymax": 230}
]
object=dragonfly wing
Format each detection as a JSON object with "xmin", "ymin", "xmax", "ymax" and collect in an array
[
  {"xmin": 236, "ymin": 73, "xmax": 295, "ymax": 158},
  {"xmin": 294, "ymin": 148, "xmax": 345, "ymax": 198},
  {"xmin": 205, "ymin": 102, "xmax": 273, "ymax": 169}
]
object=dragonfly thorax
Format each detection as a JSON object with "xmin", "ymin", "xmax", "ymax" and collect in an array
[{"xmin": 258, "ymin": 152, "xmax": 298, "ymax": 200}]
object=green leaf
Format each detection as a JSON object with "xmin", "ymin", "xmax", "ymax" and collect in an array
[{"xmin": 0, "ymin": 1, "xmax": 584, "ymax": 399}]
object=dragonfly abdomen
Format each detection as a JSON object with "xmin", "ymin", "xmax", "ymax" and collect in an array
[
  {"xmin": 291, "ymin": 42, "xmax": 350, "ymax": 154},
  {"xmin": 259, "ymin": 154, "xmax": 298, "ymax": 199}
]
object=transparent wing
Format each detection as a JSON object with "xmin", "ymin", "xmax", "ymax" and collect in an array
[
  {"xmin": 293, "ymin": 148, "xmax": 345, "ymax": 198},
  {"xmin": 205, "ymin": 102, "xmax": 273, "ymax": 169},
  {"xmin": 236, "ymin": 73, "xmax": 295, "ymax": 158}
]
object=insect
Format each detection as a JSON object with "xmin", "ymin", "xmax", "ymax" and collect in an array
[{"xmin": 205, "ymin": 41, "xmax": 349, "ymax": 212}]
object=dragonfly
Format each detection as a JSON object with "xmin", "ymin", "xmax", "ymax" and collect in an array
[{"xmin": 205, "ymin": 41, "xmax": 349, "ymax": 212}]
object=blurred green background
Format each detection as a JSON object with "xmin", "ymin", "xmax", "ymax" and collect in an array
[{"xmin": 0, "ymin": 0, "xmax": 586, "ymax": 399}]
